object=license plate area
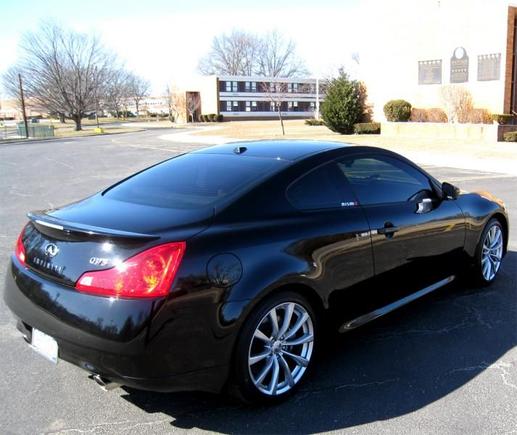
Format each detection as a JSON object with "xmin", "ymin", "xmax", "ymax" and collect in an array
[{"xmin": 30, "ymin": 328, "xmax": 58, "ymax": 364}]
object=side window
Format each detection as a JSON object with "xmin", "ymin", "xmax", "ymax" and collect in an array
[
  {"xmin": 287, "ymin": 163, "xmax": 357, "ymax": 211},
  {"xmin": 337, "ymin": 155, "xmax": 433, "ymax": 205}
]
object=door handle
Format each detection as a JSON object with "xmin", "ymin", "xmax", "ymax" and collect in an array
[{"xmin": 377, "ymin": 222, "xmax": 400, "ymax": 238}]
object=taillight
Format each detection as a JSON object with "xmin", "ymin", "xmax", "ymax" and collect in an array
[
  {"xmin": 75, "ymin": 241, "xmax": 186, "ymax": 298},
  {"xmin": 15, "ymin": 228, "xmax": 26, "ymax": 265}
]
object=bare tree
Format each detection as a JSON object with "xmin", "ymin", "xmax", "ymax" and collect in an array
[
  {"xmin": 255, "ymin": 31, "xmax": 308, "ymax": 77},
  {"xmin": 198, "ymin": 30, "xmax": 260, "ymax": 76},
  {"xmin": 128, "ymin": 74, "xmax": 150, "ymax": 118},
  {"xmin": 105, "ymin": 68, "xmax": 132, "ymax": 118},
  {"xmin": 198, "ymin": 29, "xmax": 307, "ymax": 78},
  {"xmin": 2, "ymin": 22, "xmax": 116, "ymax": 131},
  {"xmin": 260, "ymin": 81, "xmax": 286, "ymax": 135},
  {"xmin": 441, "ymin": 85, "xmax": 473, "ymax": 123},
  {"xmin": 165, "ymin": 87, "xmax": 187, "ymax": 123}
]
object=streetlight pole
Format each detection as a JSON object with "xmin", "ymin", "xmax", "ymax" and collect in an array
[{"xmin": 18, "ymin": 74, "xmax": 29, "ymax": 138}]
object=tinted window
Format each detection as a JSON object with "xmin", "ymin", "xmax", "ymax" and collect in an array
[
  {"xmin": 337, "ymin": 155, "xmax": 432, "ymax": 205},
  {"xmin": 287, "ymin": 163, "xmax": 356, "ymax": 210},
  {"xmin": 104, "ymin": 154, "xmax": 288, "ymax": 209}
]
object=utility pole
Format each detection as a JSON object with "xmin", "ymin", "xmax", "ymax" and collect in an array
[{"xmin": 18, "ymin": 74, "xmax": 29, "ymax": 138}]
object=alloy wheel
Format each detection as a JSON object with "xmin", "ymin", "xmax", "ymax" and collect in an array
[
  {"xmin": 481, "ymin": 224, "xmax": 503, "ymax": 281},
  {"xmin": 248, "ymin": 302, "xmax": 314, "ymax": 396}
]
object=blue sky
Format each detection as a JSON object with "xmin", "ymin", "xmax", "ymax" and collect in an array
[{"xmin": 0, "ymin": 0, "xmax": 360, "ymax": 95}]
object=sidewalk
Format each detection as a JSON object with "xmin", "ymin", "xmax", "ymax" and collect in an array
[{"xmin": 159, "ymin": 120, "xmax": 517, "ymax": 176}]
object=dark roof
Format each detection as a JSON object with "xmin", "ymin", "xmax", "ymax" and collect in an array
[{"xmin": 193, "ymin": 140, "xmax": 349, "ymax": 161}]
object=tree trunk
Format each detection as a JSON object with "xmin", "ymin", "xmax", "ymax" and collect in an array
[
  {"xmin": 135, "ymin": 101, "xmax": 139, "ymax": 119},
  {"xmin": 59, "ymin": 113, "xmax": 66, "ymax": 123},
  {"xmin": 73, "ymin": 114, "xmax": 82, "ymax": 131},
  {"xmin": 277, "ymin": 107, "xmax": 285, "ymax": 135}
]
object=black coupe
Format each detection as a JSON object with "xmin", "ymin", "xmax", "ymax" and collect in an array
[{"xmin": 4, "ymin": 140, "xmax": 509, "ymax": 403}]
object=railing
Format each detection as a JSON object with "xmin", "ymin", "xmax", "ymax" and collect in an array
[
  {"xmin": 0, "ymin": 123, "xmax": 21, "ymax": 140},
  {"xmin": 17, "ymin": 123, "xmax": 55, "ymax": 138}
]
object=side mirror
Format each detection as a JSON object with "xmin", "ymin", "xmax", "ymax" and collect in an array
[{"xmin": 442, "ymin": 182, "xmax": 460, "ymax": 200}]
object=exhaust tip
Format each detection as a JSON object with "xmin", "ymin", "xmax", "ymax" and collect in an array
[{"xmin": 91, "ymin": 374, "xmax": 121, "ymax": 391}]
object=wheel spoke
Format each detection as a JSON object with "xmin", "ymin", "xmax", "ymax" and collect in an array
[
  {"xmin": 491, "ymin": 231, "xmax": 502, "ymax": 249},
  {"xmin": 254, "ymin": 328, "xmax": 270, "ymax": 342},
  {"xmin": 249, "ymin": 350, "xmax": 271, "ymax": 365},
  {"xmin": 255, "ymin": 356, "xmax": 274, "ymax": 384},
  {"xmin": 268, "ymin": 357, "xmax": 280, "ymax": 395},
  {"xmin": 284, "ymin": 333, "xmax": 314, "ymax": 346},
  {"xmin": 269, "ymin": 309, "xmax": 279, "ymax": 338},
  {"xmin": 278, "ymin": 355, "xmax": 295, "ymax": 387},
  {"xmin": 283, "ymin": 350, "xmax": 309, "ymax": 367},
  {"xmin": 283, "ymin": 312, "xmax": 309, "ymax": 341},
  {"xmin": 278, "ymin": 303, "xmax": 295, "ymax": 338}
]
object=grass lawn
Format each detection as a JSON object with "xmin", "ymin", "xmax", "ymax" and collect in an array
[{"xmin": 54, "ymin": 126, "xmax": 143, "ymax": 138}]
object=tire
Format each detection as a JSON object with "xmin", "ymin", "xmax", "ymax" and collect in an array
[
  {"xmin": 472, "ymin": 218, "xmax": 504, "ymax": 286},
  {"xmin": 230, "ymin": 291, "xmax": 318, "ymax": 404}
]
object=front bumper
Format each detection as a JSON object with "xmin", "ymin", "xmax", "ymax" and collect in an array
[{"xmin": 3, "ymin": 257, "xmax": 232, "ymax": 393}]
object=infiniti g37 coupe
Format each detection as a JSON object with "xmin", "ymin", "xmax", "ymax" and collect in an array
[{"xmin": 4, "ymin": 140, "xmax": 509, "ymax": 403}]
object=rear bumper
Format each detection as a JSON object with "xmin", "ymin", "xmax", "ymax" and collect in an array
[{"xmin": 3, "ymin": 257, "xmax": 232, "ymax": 393}]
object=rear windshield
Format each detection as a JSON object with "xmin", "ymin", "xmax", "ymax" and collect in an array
[{"xmin": 104, "ymin": 153, "xmax": 288, "ymax": 209}]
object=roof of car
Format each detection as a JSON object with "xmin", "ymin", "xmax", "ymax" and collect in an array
[{"xmin": 193, "ymin": 140, "xmax": 350, "ymax": 161}]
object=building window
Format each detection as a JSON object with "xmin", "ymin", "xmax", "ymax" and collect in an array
[
  {"xmin": 252, "ymin": 101, "xmax": 257, "ymax": 111},
  {"xmin": 226, "ymin": 101, "xmax": 232, "ymax": 111},
  {"xmin": 293, "ymin": 83, "xmax": 298, "ymax": 93},
  {"xmin": 245, "ymin": 81, "xmax": 251, "ymax": 92},
  {"xmin": 232, "ymin": 81, "xmax": 238, "ymax": 92},
  {"xmin": 245, "ymin": 101, "xmax": 251, "ymax": 112},
  {"xmin": 225, "ymin": 81, "xmax": 231, "ymax": 92},
  {"xmin": 233, "ymin": 101, "xmax": 239, "ymax": 111},
  {"xmin": 251, "ymin": 82, "xmax": 257, "ymax": 92}
]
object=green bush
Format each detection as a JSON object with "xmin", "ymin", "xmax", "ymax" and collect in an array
[
  {"xmin": 353, "ymin": 122, "xmax": 381, "ymax": 134},
  {"xmin": 208, "ymin": 113, "xmax": 218, "ymax": 122},
  {"xmin": 200, "ymin": 114, "xmax": 207, "ymax": 122},
  {"xmin": 384, "ymin": 99, "xmax": 412, "ymax": 122},
  {"xmin": 492, "ymin": 113, "xmax": 514, "ymax": 125},
  {"xmin": 216, "ymin": 114, "xmax": 224, "ymax": 122},
  {"xmin": 320, "ymin": 71, "xmax": 368, "ymax": 134},
  {"xmin": 503, "ymin": 131, "xmax": 517, "ymax": 142},
  {"xmin": 305, "ymin": 119, "xmax": 326, "ymax": 126}
]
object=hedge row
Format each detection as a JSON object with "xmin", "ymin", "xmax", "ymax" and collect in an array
[
  {"xmin": 200, "ymin": 114, "xmax": 224, "ymax": 122},
  {"xmin": 353, "ymin": 122, "xmax": 381, "ymax": 134}
]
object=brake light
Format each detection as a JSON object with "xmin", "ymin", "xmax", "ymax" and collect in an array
[
  {"xmin": 75, "ymin": 241, "xmax": 186, "ymax": 298},
  {"xmin": 15, "ymin": 228, "xmax": 26, "ymax": 265}
]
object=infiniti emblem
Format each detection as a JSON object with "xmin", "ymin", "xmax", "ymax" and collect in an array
[{"xmin": 44, "ymin": 243, "xmax": 59, "ymax": 257}]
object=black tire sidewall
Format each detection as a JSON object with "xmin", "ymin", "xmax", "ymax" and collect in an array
[{"xmin": 232, "ymin": 291, "xmax": 318, "ymax": 404}]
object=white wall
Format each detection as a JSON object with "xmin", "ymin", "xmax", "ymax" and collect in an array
[{"xmin": 359, "ymin": 0, "xmax": 515, "ymax": 120}]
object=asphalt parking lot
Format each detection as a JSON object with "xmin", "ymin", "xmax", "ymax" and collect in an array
[{"xmin": 0, "ymin": 130, "xmax": 516, "ymax": 434}]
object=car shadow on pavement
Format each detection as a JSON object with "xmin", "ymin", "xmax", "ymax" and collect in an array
[{"xmin": 121, "ymin": 251, "xmax": 517, "ymax": 433}]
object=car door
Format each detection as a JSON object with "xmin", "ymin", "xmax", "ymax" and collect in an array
[
  {"xmin": 337, "ymin": 153, "xmax": 466, "ymax": 298},
  {"xmin": 285, "ymin": 160, "xmax": 375, "ymax": 313}
]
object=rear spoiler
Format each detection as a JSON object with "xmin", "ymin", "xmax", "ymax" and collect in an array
[{"xmin": 27, "ymin": 211, "xmax": 159, "ymax": 241}]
